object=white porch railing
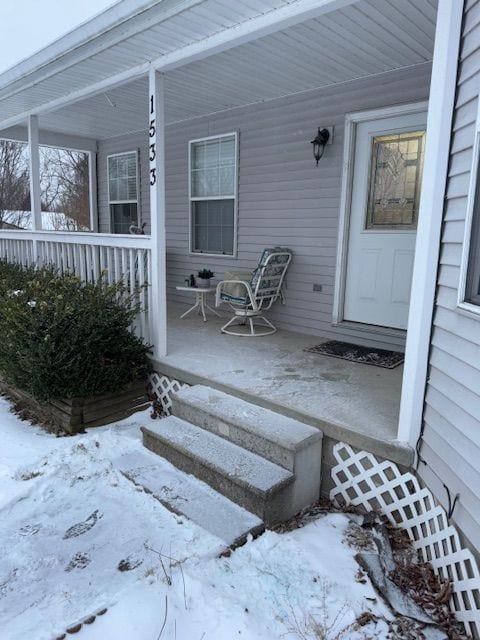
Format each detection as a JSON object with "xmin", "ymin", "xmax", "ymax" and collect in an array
[{"xmin": 0, "ymin": 230, "xmax": 153, "ymax": 344}]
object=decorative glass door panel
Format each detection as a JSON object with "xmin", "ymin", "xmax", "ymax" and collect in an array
[{"xmin": 366, "ymin": 131, "xmax": 425, "ymax": 230}]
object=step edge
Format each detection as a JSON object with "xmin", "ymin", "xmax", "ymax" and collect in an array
[
  {"xmin": 172, "ymin": 394, "xmax": 323, "ymax": 452},
  {"xmin": 119, "ymin": 468, "xmax": 266, "ymax": 547},
  {"xmin": 141, "ymin": 423, "xmax": 295, "ymax": 498}
]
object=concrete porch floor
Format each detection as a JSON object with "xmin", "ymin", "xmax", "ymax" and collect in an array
[{"xmin": 152, "ymin": 303, "xmax": 413, "ymax": 467}]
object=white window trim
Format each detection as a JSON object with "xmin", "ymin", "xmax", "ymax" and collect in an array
[
  {"xmin": 107, "ymin": 150, "xmax": 140, "ymax": 232},
  {"xmin": 188, "ymin": 131, "xmax": 238, "ymax": 258},
  {"xmin": 458, "ymin": 96, "xmax": 480, "ymax": 317}
]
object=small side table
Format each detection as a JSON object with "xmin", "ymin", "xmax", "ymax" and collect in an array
[{"xmin": 176, "ymin": 286, "xmax": 221, "ymax": 322}]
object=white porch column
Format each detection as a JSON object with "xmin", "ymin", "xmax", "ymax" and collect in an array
[
  {"xmin": 148, "ymin": 68, "xmax": 167, "ymax": 358},
  {"xmin": 27, "ymin": 115, "xmax": 42, "ymax": 231},
  {"xmin": 397, "ymin": 0, "xmax": 464, "ymax": 447},
  {"xmin": 88, "ymin": 150, "xmax": 98, "ymax": 232}
]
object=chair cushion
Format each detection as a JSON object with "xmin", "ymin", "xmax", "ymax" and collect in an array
[
  {"xmin": 220, "ymin": 271, "xmax": 252, "ymax": 304},
  {"xmin": 250, "ymin": 247, "xmax": 291, "ymax": 294}
]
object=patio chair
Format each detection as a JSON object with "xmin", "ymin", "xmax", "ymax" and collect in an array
[{"xmin": 215, "ymin": 247, "xmax": 292, "ymax": 336}]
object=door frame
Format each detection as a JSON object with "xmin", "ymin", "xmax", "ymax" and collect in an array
[{"xmin": 332, "ymin": 101, "xmax": 429, "ymax": 330}]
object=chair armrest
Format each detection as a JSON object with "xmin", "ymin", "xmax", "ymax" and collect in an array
[{"xmin": 215, "ymin": 279, "xmax": 256, "ymax": 308}]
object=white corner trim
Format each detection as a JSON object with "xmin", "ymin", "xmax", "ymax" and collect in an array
[
  {"xmin": 332, "ymin": 101, "xmax": 429, "ymax": 325},
  {"xmin": 397, "ymin": 0, "xmax": 464, "ymax": 447}
]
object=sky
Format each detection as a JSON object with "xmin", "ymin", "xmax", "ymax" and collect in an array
[{"xmin": 0, "ymin": 0, "xmax": 118, "ymax": 74}]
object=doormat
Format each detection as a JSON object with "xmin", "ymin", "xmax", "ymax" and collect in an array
[{"xmin": 304, "ymin": 340, "xmax": 404, "ymax": 369}]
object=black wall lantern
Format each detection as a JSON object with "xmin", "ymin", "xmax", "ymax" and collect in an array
[{"xmin": 311, "ymin": 127, "xmax": 330, "ymax": 165}]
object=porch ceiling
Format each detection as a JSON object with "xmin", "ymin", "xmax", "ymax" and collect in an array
[{"xmin": 0, "ymin": 0, "xmax": 437, "ymax": 141}]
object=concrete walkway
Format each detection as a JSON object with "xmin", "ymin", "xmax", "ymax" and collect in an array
[{"xmin": 153, "ymin": 304, "xmax": 411, "ymax": 466}]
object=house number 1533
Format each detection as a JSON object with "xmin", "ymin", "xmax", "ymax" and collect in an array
[{"xmin": 149, "ymin": 94, "xmax": 156, "ymax": 185}]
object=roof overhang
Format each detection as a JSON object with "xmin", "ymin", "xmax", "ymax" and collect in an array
[{"xmin": 0, "ymin": 0, "xmax": 438, "ymax": 141}]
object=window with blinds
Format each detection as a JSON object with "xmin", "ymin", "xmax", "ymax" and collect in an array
[
  {"xmin": 108, "ymin": 151, "xmax": 139, "ymax": 234},
  {"xmin": 189, "ymin": 133, "xmax": 237, "ymax": 255}
]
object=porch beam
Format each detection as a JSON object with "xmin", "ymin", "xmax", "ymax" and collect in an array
[
  {"xmin": 150, "ymin": 0, "xmax": 358, "ymax": 72},
  {"xmin": 0, "ymin": 64, "xmax": 151, "ymax": 131},
  {"xmin": 0, "ymin": 125, "xmax": 97, "ymax": 153},
  {"xmin": 148, "ymin": 68, "xmax": 167, "ymax": 358},
  {"xmin": 397, "ymin": 0, "xmax": 464, "ymax": 448},
  {"xmin": 27, "ymin": 115, "xmax": 42, "ymax": 231},
  {"xmin": 0, "ymin": 0, "xmax": 358, "ymax": 131}
]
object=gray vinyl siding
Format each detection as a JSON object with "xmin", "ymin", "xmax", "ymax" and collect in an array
[
  {"xmin": 97, "ymin": 64, "xmax": 431, "ymax": 349},
  {"xmin": 418, "ymin": 0, "xmax": 480, "ymax": 553}
]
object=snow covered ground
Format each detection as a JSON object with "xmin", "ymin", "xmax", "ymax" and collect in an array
[{"xmin": 0, "ymin": 395, "xmax": 399, "ymax": 640}]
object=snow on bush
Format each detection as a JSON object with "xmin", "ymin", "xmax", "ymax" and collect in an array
[{"xmin": 0, "ymin": 261, "xmax": 151, "ymax": 400}]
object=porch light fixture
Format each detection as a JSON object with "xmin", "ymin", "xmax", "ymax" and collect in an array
[{"xmin": 311, "ymin": 127, "xmax": 330, "ymax": 165}]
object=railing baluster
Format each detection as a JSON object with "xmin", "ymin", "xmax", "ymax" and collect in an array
[
  {"xmin": 128, "ymin": 248, "xmax": 135, "ymax": 297},
  {"xmin": 108, "ymin": 247, "xmax": 113, "ymax": 281},
  {"xmin": 146, "ymin": 249, "xmax": 152, "ymax": 343},
  {"xmin": 92, "ymin": 245, "xmax": 100, "ymax": 282},
  {"xmin": 61, "ymin": 243, "xmax": 67, "ymax": 271},
  {"xmin": 85, "ymin": 244, "xmax": 91, "ymax": 282},
  {"xmin": 114, "ymin": 247, "xmax": 120, "ymax": 283},
  {"xmin": 99, "ymin": 245, "xmax": 105, "ymax": 276},
  {"xmin": 121, "ymin": 248, "xmax": 127, "ymax": 285},
  {"xmin": 138, "ymin": 248, "xmax": 147, "ymax": 340}
]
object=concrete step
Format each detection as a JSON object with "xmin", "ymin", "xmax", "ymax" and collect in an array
[
  {"xmin": 113, "ymin": 450, "xmax": 264, "ymax": 548},
  {"xmin": 142, "ymin": 416, "xmax": 295, "ymax": 524},
  {"xmin": 172, "ymin": 385, "xmax": 322, "ymax": 511}
]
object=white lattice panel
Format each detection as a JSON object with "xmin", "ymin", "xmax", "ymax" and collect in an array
[
  {"xmin": 148, "ymin": 373, "xmax": 189, "ymax": 415},
  {"xmin": 330, "ymin": 443, "xmax": 480, "ymax": 638}
]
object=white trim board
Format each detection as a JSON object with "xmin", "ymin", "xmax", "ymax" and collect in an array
[
  {"xmin": 187, "ymin": 131, "xmax": 239, "ymax": 259},
  {"xmin": 107, "ymin": 149, "xmax": 141, "ymax": 232},
  {"xmin": 332, "ymin": 101, "xmax": 429, "ymax": 327},
  {"xmin": 397, "ymin": 0, "xmax": 464, "ymax": 447},
  {"xmin": 457, "ymin": 96, "xmax": 480, "ymax": 317}
]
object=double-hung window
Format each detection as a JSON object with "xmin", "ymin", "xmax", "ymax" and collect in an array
[
  {"xmin": 460, "ymin": 100, "xmax": 480, "ymax": 311},
  {"xmin": 189, "ymin": 133, "xmax": 237, "ymax": 255},
  {"xmin": 108, "ymin": 151, "xmax": 139, "ymax": 234}
]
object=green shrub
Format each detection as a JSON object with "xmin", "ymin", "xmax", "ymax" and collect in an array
[{"xmin": 0, "ymin": 261, "xmax": 151, "ymax": 401}]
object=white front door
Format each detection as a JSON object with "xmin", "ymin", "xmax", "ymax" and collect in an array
[{"xmin": 343, "ymin": 111, "xmax": 427, "ymax": 330}]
